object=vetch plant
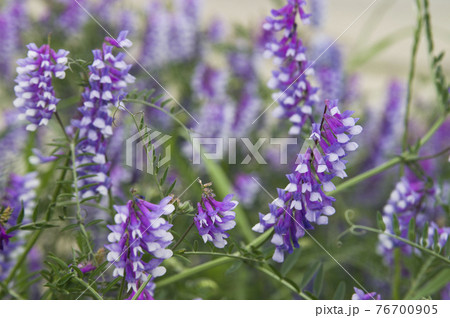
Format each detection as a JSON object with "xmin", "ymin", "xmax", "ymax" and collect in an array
[{"xmin": 0, "ymin": 0, "xmax": 449, "ymax": 301}]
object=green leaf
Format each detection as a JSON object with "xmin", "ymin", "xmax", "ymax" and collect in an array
[
  {"xmin": 85, "ymin": 219, "xmax": 104, "ymax": 228},
  {"xmin": 392, "ymin": 214, "xmax": 401, "ymax": 236},
  {"xmin": 102, "ymin": 276, "xmax": 122, "ymax": 294},
  {"xmin": 47, "ymin": 254, "xmax": 68, "ymax": 269},
  {"xmin": 411, "ymin": 269, "xmax": 450, "ymax": 299},
  {"xmin": 332, "ymin": 281, "xmax": 346, "ymax": 300},
  {"xmin": 193, "ymin": 240, "xmax": 198, "ymax": 252},
  {"xmin": 303, "ymin": 290, "xmax": 318, "ymax": 300},
  {"xmin": 16, "ymin": 205, "xmax": 25, "ymax": 225},
  {"xmin": 408, "ymin": 217, "xmax": 416, "ymax": 242},
  {"xmin": 159, "ymin": 167, "xmax": 169, "ymax": 186},
  {"xmin": 225, "ymin": 261, "xmax": 243, "ymax": 275},
  {"xmin": 281, "ymin": 246, "xmax": 302, "ymax": 277},
  {"xmin": 421, "ymin": 222, "xmax": 429, "ymax": 247},
  {"xmin": 268, "ymin": 264, "xmax": 283, "ymax": 279},
  {"xmin": 300, "ymin": 260, "xmax": 321, "ymax": 289},
  {"xmin": 376, "ymin": 211, "xmax": 386, "ymax": 231},
  {"xmin": 313, "ymin": 263, "xmax": 324, "ymax": 297}
]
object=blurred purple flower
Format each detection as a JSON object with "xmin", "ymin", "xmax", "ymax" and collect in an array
[
  {"xmin": 56, "ymin": 0, "xmax": 88, "ymax": 33},
  {"xmin": 377, "ymin": 176, "xmax": 431, "ymax": 264},
  {"xmin": 0, "ymin": 172, "xmax": 39, "ymax": 278},
  {"xmin": 352, "ymin": 287, "xmax": 381, "ymax": 300},
  {"xmin": 254, "ymin": 100, "xmax": 362, "ymax": 262},
  {"xmin": 141, "ymin": 2, "xmax": 170, "ymax": 68},
  {"xmin": 233, "ymin": 173, "xmax": 260, "ymax": 206},
  {"xmin": 13, "ymin": 43, "xmax": 69, "ymax": 131},
  {"xmin": 0, "ymin": 0, "xmax": 27, "ymax": 78},
  {"xmin": 263, "ymin": 0, "xmax": 319, "ymax": 135},
  {"xmin": 311, "ymin": 37, "xmax": 343, "ymax": 103},
  {"xmin": 310, "ymin": 0, "xmax": 327, "ymax": 28}
]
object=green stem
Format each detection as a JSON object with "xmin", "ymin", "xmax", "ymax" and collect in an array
[
  {"xmin": 402, "ymin": 0, "xmax": 423, "ymax": 158},
  {"xmin": 351, "ymin": 225, "xmax": 450, "ymax": 264},
  {"xmin": 72, "ymin": 276, "xmax": 103, "ymax": 300},
  {"xmin": 156, "ymin": 257, "xmax": 234, "ymax": 288},
  {"xmin": 70, "ymin": 140, "xmax": 94, "ymax": 259},
  {"xmin": 255, "ymin": 265, "xmax": 312, "ymax": 300},
  {"xmin": 117, "ymin": 275, "xmax": 126, "ymax": 300},
  {"xmin": 171, "ymin": 221, "xmax": 195, "ymax": 251},
  {"xmin": 328, "ymin": 157, "xmax": 401, "ymax": 196},
  {"xmin": 181, "ymin": 251, "xmax": 265, "ymax": 263},
  {"xmin": 404, "ymin": 256, "xmax": 434, "ymax": 299},
  {"xmin": 392, "ymin": 248, "xmax": 401, "ymax": 299},
  {"xmin": 131, "ymin": 275, "xmax": 153, "ymax": 300}
]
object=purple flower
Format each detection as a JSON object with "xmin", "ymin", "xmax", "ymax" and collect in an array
[
  {"xmin": 194, "ymin": 186, "xmax": 238, "ymax": 248},
  {"xmin": 263, "ymin": 0, "xmax": 319, "ymax": 135},
  {"xmin": 0, "ymin": 112, "xmax": 27, "ymax": 190},
  {"xmin": 253, "ymin": 100, "xmax": 362, "ymax": 262},
  {"xmin": 2, "ymin": 172, "xmax": 39, "ymax": 227},
  {"xmin": 352, "ymin": 287, "xmax": 381, "ymax": 300},
  {"xmin": 190, "ymin": 64, "xmax": 234, "ymax": 148},
  {"xmin": 29, "ymin": 148, "xmax": 58, "ymax": 165},
  {"xmin": 0, "ymin": 224, "xmax": 12, "ymax": 251},
  {"xmin": 168, "ymin": 0, "xmax": 200, "ymax": 62},
  {"xmin": 13, "ymin": 43, "xmax": 69, "ymax": 131},
  {"xmin": 309, "ymin": 0, "xmax": 327, "ymax": 28},
  {"xmin": 422, "ymin": 222, "xmax": 450, "ymax": 251},
  {"xmin": 69, "ymin": 31, "xmax": 135, "ymax": 199},
  {"xmin": 377, "ymin": 177, "xmax": 428, "ymax": 264},
  {"xmin": 0, "ymin": 172, "xmax": 39, "ymax": 278},
  {"xmin": 56, "ymin": 0, "xmax": 88, "ymax": 33},
  {"xmin": 233, "ymin": 174, "xmax": 260, "ymax": 206},
  {"xmin": 369, "ymin": 80, "xmax": 404, "ymax": 167},
  {"xmin": 141, "ymin": 2, "xmax": 170, "ymax": 68},
  {"xmin": 311, "ymin": 37, "xmax": 343, "ymax": 103},
  {"xmin": 207, "ymin": 19, "xmax": 226, "ymax": 43},
  {"xmin": 77, "ymin": 262, "xmax": 96, "ymax": 274},
  {"xmin": 0, "ymin": 0, "xmax": 27, "ymax": 78},
  {"xmin": 106, "ymin": 197, "xmax": 175, "ymax": 299},
  {"xmin": 192, "ymin": 63, "xmax": 228, "ymax": 100}
]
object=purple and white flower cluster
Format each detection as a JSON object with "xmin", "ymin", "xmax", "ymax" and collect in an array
[
  {"xmin": 263, "ymin": 0, "xmax": 319, "ymax": 135},
  {"xmin": 69, "ymin": 31, "xmax": 135, "ymax": 199},
  {"xmin": 142, "ymin": 0, "xmax": 201, "ymax": 68},
  {"xmin": 253, "ymin": 100, "xmax": 362, "ymax": 262},
  {"xmin": 378, "ymin": 177, "xmax": 449, "ymax": 264},
  {"xmin": 13, "ymin": 43, "xmax": 69, "ymax": 131},
  {"xmin": 191, "ymin": 63, "xmax": 234, "ymax": 143},
  {"xmin": 0, "ymin": 0, "xmax": 27, "ymax": 78},
  {"xmin": 106, "ymin": 196, "xmax": 175, "ymax": 299},
  {"xmin": 0, "ymin": 172, "xmax": 39, "ymax": 279},
  {"xmin": 194, "ymin": 185, "xmax": 238, "ymax": 249}
]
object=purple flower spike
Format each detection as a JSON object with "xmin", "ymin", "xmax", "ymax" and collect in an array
[
  {"xmin": 194, "ymin": 185, "xmax": 238, "ymax": 248},
  {"xmin": 0, "ymin": 226, "xmax": 12, "ymax": 251},
  {"xmin": 70, "ymin": 31, "xmax": 135, "ymax": 199},
  {"xmin": 13, "ymin": 43, "xmax": 69, "ymax": 131},
  {"xmin": 253, "ymin": 100, "xmax": 362, "ymax": 263},
  {"xmin": 352, "ymin": 287, "xmax": 381, "ymax": 300},
  {"xmin": 377, "ymin": 177, "xmax": 427, "ymax": 264},
  {"xmin": 263, "ymin": 0, "xmax": 319, "ymax": 135},
  {"xmin": 1, "ymin": 172, "xmax": 39, "ymax": 278},
  {"xmin": 106, "ymin": 196, "xmax": 175, "ymax": 299}
]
